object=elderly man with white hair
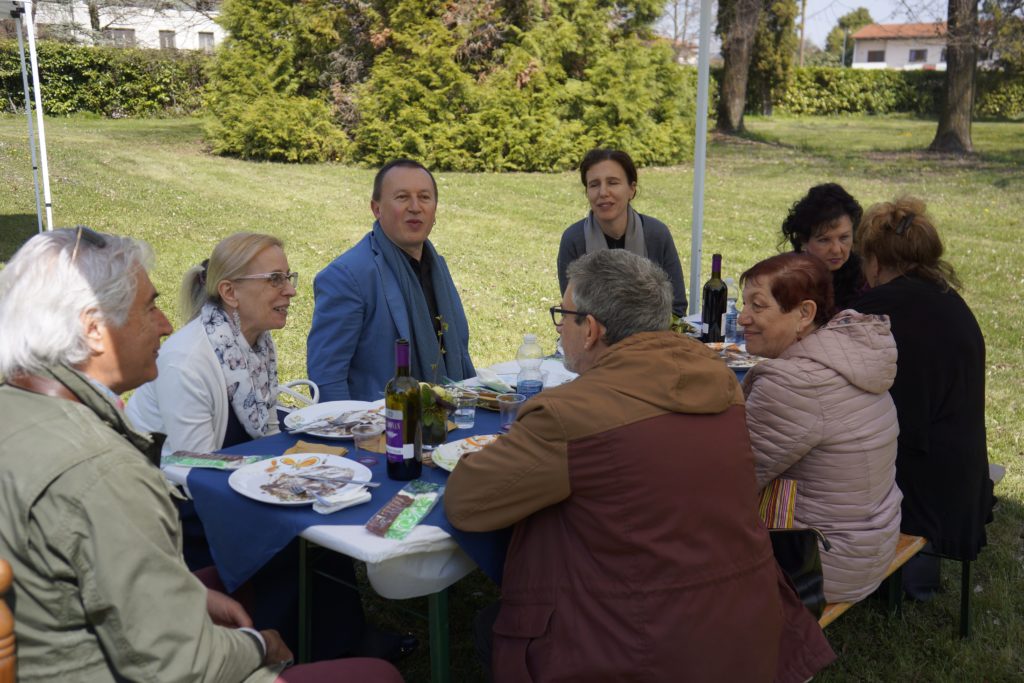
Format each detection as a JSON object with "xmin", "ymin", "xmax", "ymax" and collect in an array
[
  {"xmin": 0, "ymin": 228, "xmax": 402, "ymax": 683},
  {"xmin": 446, "ymin": 249, "xmax": 835, "ymax": 683}
]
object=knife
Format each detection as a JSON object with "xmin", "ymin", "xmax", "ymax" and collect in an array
[{"xmin": 294, "ymin": 473, "xmax": 380, "ymax": 488}]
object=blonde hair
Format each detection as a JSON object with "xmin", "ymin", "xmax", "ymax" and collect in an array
[
  {"xmin": 856, "ymin": 196, "xmax": 961, "ymax": 291},
  {"xmin": 180, "ymin": 232, "xmax": 284, "ymax": 321}
]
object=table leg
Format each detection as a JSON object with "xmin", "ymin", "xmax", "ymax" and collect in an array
[
  {"xmin": 428, "ymin": 588, "xmax": 450, "ymax": 683},
  {"xmin": 298, "ymin": 538, "xmax": 312, "ymax": 664}
]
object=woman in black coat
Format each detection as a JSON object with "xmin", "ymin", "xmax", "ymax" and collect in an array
[
  {"xmin": 853, "ymin": 196, "xmax": 993, "ymax": 599},
  {"xmin": 781, "ymin": 183, "xmax": 868, "ymax": 312}
]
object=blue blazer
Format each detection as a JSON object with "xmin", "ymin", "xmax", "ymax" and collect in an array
[{"xmin": 307, "ymin": 231, "xmax": 472, "ymax": 402}]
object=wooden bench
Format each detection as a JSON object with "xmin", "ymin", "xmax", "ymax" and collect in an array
[
  {"xmin": 818, "ymin": 533, "xmax": 927, "ymax": 628},
  {"xmin": 1, "ymin": 558, "xmax": 14, "ymax": 683}
]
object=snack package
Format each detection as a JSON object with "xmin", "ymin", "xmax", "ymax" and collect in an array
[
  {"xmin": 365, "ymin": 480, "xmax": 444, "ymax": 540},
  {"xmin": 161, "ymin": 451, "xmax": 267, "ymax": 470}
]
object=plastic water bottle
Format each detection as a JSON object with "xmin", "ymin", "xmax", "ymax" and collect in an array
[
  {"xmin": 723, "ymin": 278, "xmax": 740, "ymax": 345},
  {"xmin": 724, "ymin": 298, "xmax": 741, "ymax": 345},
  {"xmin": 516, "ymin": 333, "xmax": 544, "ymax": 400}
]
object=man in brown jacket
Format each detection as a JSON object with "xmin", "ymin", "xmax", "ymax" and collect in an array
[{"xmin": 446, "ymin": 250, "xmax": 834, "ymax": 682}]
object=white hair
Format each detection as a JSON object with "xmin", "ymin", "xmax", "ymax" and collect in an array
[{"xmin": 0, "ymin": 228, "xmax": 153, "ymax": 378}]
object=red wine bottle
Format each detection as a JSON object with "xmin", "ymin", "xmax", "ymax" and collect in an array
[
  {"xmin": 701, "ymin": 254, "xmax": 728, "ymax": 343},
  {"xmin": 384, "ymin": 339, "xmax": 422, "ymax": 481}
]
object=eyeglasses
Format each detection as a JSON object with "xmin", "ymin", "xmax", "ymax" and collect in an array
[
  {"xmin": 233, "ymin": 271, "xmax": 299, "ymax": 289},
  {"xmin": 70, "ymin": 225, "xmax": 107, "ymax": 264},
  {"xmin": 549, "ymin": 306, "xmax": 588, "ymax": 327}
]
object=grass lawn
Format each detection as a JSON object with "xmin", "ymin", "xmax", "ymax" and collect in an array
[{"xmin": 1, "ymin": 113, "xmax": 1022, "ymax": 680}]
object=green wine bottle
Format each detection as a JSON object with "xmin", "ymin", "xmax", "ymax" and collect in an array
[{"xmin": 384, "ymin": 339, "xmax": 422, "ymax": 481}]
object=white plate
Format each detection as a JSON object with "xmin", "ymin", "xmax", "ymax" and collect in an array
[
  {"xmin": 228, "ymin": 453, "xmax": 373, "ymax": 506},
  {"xmin": 283, "ymin": 400, "xmax": 385, "ymax": 439},
  {"xmin": 484, "ymin": 359, "xmax": 578, "ymax": 388},
  {"xmin": 432, "ymin": 434, "xmax": 500, "ymax": 472},
  {"xmin": 705, "ymin": 342, "xmax": 766, "ymax": 370}
]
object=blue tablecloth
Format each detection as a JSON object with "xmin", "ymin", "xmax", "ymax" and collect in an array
[{"xmin": 187, "ymin": 410, "xmax": 511, "ymax": 593}]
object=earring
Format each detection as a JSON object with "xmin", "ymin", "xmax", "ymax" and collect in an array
[{"xmin": 231, "ymin": 308, "xmax": 242, "ymax": 331}]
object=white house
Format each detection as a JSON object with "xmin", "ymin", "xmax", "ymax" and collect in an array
[
  {"xmin": 851, "ymin": 22, "xmax": 948, "ymax": 71},
  {"xmin": 32, "ymin": 1, "xmax": 224, "ymax": 52}
]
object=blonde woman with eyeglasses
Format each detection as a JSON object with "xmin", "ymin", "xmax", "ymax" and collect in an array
[{"xmin": 127, "ymin": 232, "xmax": 297, "ymax": 456}]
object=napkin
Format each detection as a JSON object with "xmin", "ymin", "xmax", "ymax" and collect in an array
[
  {"xmin": 312, "ymin": 485, "xmax": 373, "ymax": 515},
  {"xmin": 474, "ymin": 368, "xmax": 513, "ymax": 393},
  {"xmin": 284, "ymin": 441, "xmax": 348, "ymax": 457}
]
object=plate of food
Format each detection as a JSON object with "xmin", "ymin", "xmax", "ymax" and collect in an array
[
  {"xmin": 228, "ymin": 453, "xmax": 373, "ymax": 506},
  {"xmin": 283, "ymin": 400, "xmax": 385, "ymax": 439},
  {"xmin": 431, "ymin": 434, "xmax": 500, "ymax": 472},
  {"xmin": 474, "ymin": 389, "xmax": 501, "ymax": 411},
  {"xmin": 705, "ymin": 342, "xmax": 767, "ymax": 370}
]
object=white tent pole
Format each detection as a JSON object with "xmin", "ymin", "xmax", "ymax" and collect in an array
[
  {"xmin": 13, "ymin": 10, "xmax": 44, "ymax": 233},
  {"xmin": 22, "ymin": 0, "xmax": 54, "ymax": 230},
  {"xmin": 688, "ymin": 0, "xmax": 714, "ymax": 316}
]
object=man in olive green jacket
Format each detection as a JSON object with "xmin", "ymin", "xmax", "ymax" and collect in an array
[{"xmin": 0, "ymin": 229, "xmax": 400, "ymax": 683}]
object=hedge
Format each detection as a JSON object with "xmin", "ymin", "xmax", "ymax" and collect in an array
[
  {"xmin": 0, "ymin": 40, "xmax": 208, "ymax": 117},
  {"xmin": 751, "ymin": 66, "xmax": 1024, "ymax": 120}
]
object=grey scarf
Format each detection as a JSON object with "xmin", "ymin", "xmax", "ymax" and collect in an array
[{"xmin": 583, "ymin": 206, "xmax": 647, "ymax": 257}]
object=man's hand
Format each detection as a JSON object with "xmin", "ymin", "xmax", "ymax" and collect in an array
[
  {"xmin": 261, "ymin": 629, "xmax": 294, "ymax": 667},
  {"xmin": 206, "ymin": 589, "xmax": 252, "ymax": 629}
]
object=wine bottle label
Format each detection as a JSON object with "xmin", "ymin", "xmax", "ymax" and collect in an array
[{"xmin": 385, "ymin": 408, "xmax": 408, "ymax": 463}]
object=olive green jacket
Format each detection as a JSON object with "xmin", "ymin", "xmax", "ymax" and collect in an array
[{"xmin": 0, "ymin": 365, "xmax": 274, "ymax": 682}]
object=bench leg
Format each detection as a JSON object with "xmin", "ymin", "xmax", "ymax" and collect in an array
[
  {"xmin": 298, "ymin": 537, "xmax": 313, "ymax": 663},
  {"xmin": 959, "ymin": 560, "xmax": 971, "ymax": 639},
  {"xmin": 428, "ymin": 589, "xmax": 451, "ymax": 683},
  {"xmin": 886, "ymin": 568, "xmax": 904, "ymax": 617}
]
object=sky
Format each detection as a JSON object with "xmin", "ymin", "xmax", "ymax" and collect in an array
[{"xmin": 802, "ymin": 0, "xmax": 946, "ymax": 49}]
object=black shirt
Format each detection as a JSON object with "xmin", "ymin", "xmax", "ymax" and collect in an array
[
  {"xmin": 406, "ymin": 249, "xmax": 442, "ymax": 339},
  {"xmin": 603, "ymin": 233, "xmax": 626, "ymax": 250},
  {"xmin": 222, "ymin": 401, "xmax": 253, "ymax": 449}
]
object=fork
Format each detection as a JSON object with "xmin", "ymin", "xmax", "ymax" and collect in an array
[
  {"xmin": 287, "ymin": 412, "xmax": 360, "ymax": 435},
  {"xmin": 288, "ymin": 484, "xmax": 332, "ymax": 506}
]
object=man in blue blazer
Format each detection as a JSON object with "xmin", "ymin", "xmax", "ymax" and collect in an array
[{"xmin": 307, "ymin": 159, "xmax": 475, "ymax": 402}]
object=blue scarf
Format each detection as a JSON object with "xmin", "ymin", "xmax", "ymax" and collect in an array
[{"xmin": 372, "ymin": 222, "xmax": 473, "ymax": 384}]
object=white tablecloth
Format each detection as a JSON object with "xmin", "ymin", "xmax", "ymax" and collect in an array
[{"xmin": 162, "ymin": 465, "xmax": 477, "ymax": 599}]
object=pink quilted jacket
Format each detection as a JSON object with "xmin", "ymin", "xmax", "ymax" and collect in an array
[{"xmin": 743, "ymin": 310, "xmax": 903, "ymax": 602}]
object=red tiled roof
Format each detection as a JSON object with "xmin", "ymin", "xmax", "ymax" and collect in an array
[{"xmin": 852, "ymin": 22, "xmax": 947, "ymax": 40}]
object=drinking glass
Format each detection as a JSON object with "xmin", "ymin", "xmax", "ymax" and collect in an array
[
  {"xmin": 497, "ymin": 393, "xmax": 526, "ymax": 433},
  {"xmin": 351, "ymin": 422, "xmax": 384, "ymax": 466},
  {"xmin": 452, "ymin": 388, "xmax": 478, "ymax": 430}
]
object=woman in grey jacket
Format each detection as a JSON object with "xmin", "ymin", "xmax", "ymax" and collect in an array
[
  {"xmin": 739, "ymin": 252, "xmax": 902, "ymax": 603},
  {"xmin": 556, "ymin": 148, "xmax": 688, "ymax": 316}
]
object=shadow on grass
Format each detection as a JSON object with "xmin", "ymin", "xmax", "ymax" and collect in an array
[{"xmin": 0, "ymin": 214, "xmax": 39, "ymax": 262}]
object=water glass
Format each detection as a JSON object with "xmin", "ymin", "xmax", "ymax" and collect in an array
[
  {"xmin": 351, "ymin": 422, "xmax": 384, "ymax": 466},
  {"xmin": 497, "ymin": 393, "xmax": 526, "ymax": 433},
  {"xmin": 452, "ymin": 388, "xmax": 478, "ymax": 430}
]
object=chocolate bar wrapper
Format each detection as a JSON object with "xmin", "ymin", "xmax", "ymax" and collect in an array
[{"xmin": 365, "ymin": 480, "xmax": 445, "ymax": 539}]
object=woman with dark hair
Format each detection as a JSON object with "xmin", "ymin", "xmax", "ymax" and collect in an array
[
  {"xmin": 853, "ymin": 196, "xmax": 993, "ymax": 600},
  {"xmin": 739, "ymin": 252, "xmax": 902, "ymax": 602},
  {"xmin": 781, "ymin": 182, "xmax": 867, "ymax": 311},
  {"xmin": 556, "ymin": 148, "xmax": 687, "ymax": 316}
]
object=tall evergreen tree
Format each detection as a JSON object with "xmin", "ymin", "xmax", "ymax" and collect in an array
[
  {"xmin": 824, "ymin": 7, "xmax": 873, "ymax": 66},
  {"xmin": 748, "ymin": 0, "xmax": 798, "ymax": 115}
]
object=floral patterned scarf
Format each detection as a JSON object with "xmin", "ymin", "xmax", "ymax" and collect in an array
[{"xmin": 201, "ymin": 302, "xmax": 278, "ymax": 439}]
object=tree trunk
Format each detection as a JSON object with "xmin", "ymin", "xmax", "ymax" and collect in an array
[
  {"xmin": 930, "ymin": 0, "xmax": 977, "ymax": 154},
  {"xmin": 88, "ymin": 1, "xmax": 101, "ymax": 32},
  {"xmin": 716, "ymin": 0, "xmax": 763, "ymax": 133}
]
